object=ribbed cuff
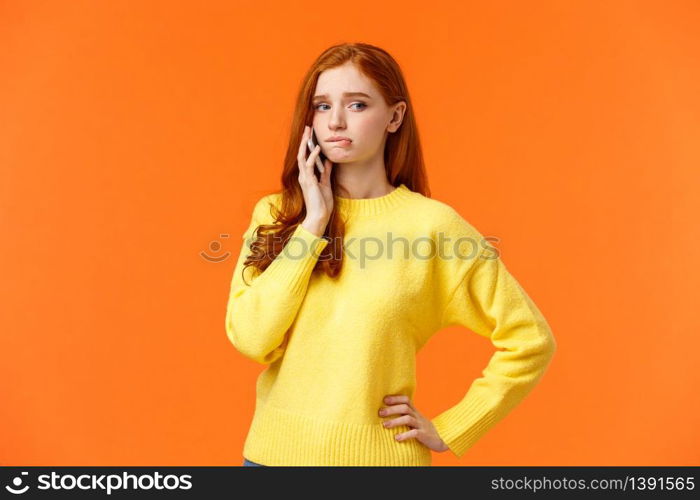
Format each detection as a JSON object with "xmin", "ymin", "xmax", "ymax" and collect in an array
[
  {"xmin": 430, "ymin": 394, "xmax": 498, "ymax": 458},
  {"xmin": 257, "ymin": 224, "xmax": 329, "ymax": 296}
]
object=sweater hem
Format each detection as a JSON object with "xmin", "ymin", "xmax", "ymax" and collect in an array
[{"xmin": 242, "ymin": 398, "xmax": 433, "ymax": 466}]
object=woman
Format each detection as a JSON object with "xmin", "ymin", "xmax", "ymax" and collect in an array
[{"xmin": 227, "ymin": 42, "xmax": 557, "ymax": 467}]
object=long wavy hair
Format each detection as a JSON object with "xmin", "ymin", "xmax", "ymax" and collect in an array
[{"xmin": 243, "ymin": 42, "xmax": 431, "ymax": 284}]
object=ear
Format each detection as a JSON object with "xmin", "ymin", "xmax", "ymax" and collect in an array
[{"xmin": 388, "ymin": 101, "xmax": 407, "ymax": 133}]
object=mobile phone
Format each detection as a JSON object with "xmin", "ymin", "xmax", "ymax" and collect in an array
[{"xmin": 306, "ymin": 128, "xmax": 326, "ymax": 174}]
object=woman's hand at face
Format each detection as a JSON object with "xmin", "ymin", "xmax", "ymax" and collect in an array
[
  {"xmin": 378, "ymin": 394, "xmax": 450, "ymax": 453},
  {"xmin": 297, "ymin": 125, "xmax": 333, "ymax": 236}
]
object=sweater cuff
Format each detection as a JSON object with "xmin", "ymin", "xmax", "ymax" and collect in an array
[
  {"xmin": 258, "ymin": 223, "xmax": 329, "ymax": 295},
  {"xmin": 431, "ymin": 394, "xmax": 499, "ymax": 459}
]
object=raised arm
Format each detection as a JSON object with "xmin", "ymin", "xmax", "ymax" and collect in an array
[
  {"xmin": 431, "ymin": 239, "xmax": 557, "ymax": 458},
  {"xmin": 225, "ymin": 195, "xmax": 329, "ymax": 364}
]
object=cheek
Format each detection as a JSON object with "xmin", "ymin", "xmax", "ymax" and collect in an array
[
  {"xmin": 366, "ymin": 113, "xmax": 387, "ymax": 129},
  {"xmin": 356, "ymin": 116, "xmax": 388, "ymax": 140}
]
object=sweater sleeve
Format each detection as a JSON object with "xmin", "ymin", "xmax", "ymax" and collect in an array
[
  {"xmin": 224, "ymin": 195, "xmax": 329, "ymax": 365},
  {"xmin": 430, "ymin": 247, "xmax": 557, "ymax": 459}
]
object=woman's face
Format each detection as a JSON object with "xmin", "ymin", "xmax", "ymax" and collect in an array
[{"xmin": 311, "ymin": 61, "xmax": 405, "ymax": 164}]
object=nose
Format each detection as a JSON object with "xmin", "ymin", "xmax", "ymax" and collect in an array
[{"xmin": 328, "ymin": 108, "xmax": 346, "ymax": 130}]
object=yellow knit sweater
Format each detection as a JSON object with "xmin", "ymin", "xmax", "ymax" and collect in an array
[{"xmin": 225, "ymin": 183, "xmax": 556, "ymax": 466}]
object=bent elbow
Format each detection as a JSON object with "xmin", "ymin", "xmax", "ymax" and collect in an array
[
  {"xmin": 535, "ymin": 325, "xmax": 557, "ymax": 374},
  {"xmin": 543, "ymin": 325, "xmax": 557, "ymax": 360}
]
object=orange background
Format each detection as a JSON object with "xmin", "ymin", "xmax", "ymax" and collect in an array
[{"xmin": 1, "ymin": 0, "xmax": 698, "ymax": 466}]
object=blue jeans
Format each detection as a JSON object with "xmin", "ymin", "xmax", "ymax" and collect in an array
[{"xmin": 242, "ymin": 457, "xmax": 266, "ymax": 467}]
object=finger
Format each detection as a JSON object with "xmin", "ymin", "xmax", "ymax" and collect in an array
[
  {"xmin": 297, "ymin": 125, "xmax": 312, "ymax": 160},
  {"xmin": 320, "ymin": 159, "xmax": 332, "ymax": 186},
  {"xmin": 384, "ymin": 395, "xmax": 415, "ymax": 411},
  {"xmin": 306, "ymin": 145, "xmax": 321, "ymax": 173},
  {"xmin": 378, "ymin": 403, "xmax": 413, "ymax": 417},
  {"xmin": 306, "ymin": 144, "xmax": 320, "ymax": 162},
  {"xmin": 394, "ymin": 428, "xmax": 420, "ymax": 442},
  {"xmin": 297, "ymin": 127, "xmax": 311, "ymax": 183},
  {"xmin": 382, "ymin": 414, "xmax": 417, "ymax": 429},
  {"xmin": 297, "ymin": 129, "xmax": 315, "ymax": 180}
]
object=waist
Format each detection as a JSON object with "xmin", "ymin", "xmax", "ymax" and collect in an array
[{"xmin": 243, "ymin": 398, "xmax": 432, "ymax": 466}]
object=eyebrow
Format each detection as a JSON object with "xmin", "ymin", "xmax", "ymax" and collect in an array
[{"xmin": 312, "ymin": 92, "xmax": 372, "ymax": 103}]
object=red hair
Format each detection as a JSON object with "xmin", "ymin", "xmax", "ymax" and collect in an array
[{"xmin": 243, "ymin": 42, "xmax": 431, "ymax": 283}]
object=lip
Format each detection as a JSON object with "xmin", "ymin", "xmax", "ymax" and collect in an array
[{"xmin": 326, "ymin": 136, "xmax": 352, "ymax": 142}]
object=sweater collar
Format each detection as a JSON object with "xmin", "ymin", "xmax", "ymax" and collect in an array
[{"xmin": 333, "ymin": 183, "xmax": 413, "ymax": 217}]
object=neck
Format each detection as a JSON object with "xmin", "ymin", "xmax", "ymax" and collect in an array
[{"xmin": 334, "ymin": 166, "xmax": 394, "ymax": 199}]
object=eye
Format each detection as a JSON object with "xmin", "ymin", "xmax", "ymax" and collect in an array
[{"xmin": 313, "ymin": 102, "xmax": 367, "ymax": 111}]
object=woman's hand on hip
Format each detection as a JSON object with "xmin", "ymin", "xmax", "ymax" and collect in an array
[{"xmin": 378, "ymin": 394, "xmax": 450, "ymax": 453}]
